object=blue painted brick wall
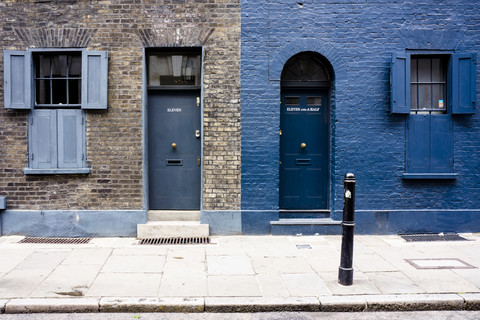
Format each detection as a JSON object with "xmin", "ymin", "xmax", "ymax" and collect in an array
[{"xmin": 241, "ymin": 0, "xmax": 480, "ymax": 233}]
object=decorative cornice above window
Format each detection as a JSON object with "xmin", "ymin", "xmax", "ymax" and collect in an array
[
  {"xmin": 13, "ymin": 28, "xmax": 97, "ymax": 48},
  {"xmin": 135, "ymin": 28, "xmax": 215, "ymax": 47}
]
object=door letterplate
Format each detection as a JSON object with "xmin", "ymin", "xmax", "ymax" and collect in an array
[{"xmin": 197, "ymin": 156, "xmax": 201, "ymax": 166}]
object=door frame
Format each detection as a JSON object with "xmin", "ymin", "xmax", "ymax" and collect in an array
[
  {"xmin": 142, "ymin": 47, "xmax": 205, "ymax": 212},
  {"xmin": 279, "ymin": 86, "xmax": 332, "ymax": 211}
]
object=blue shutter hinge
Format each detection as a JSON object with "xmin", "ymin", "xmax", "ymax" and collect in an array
[
  {"xmin": 31, "ymin": 153, "xmax": 34, "ymax": 160},
  {"xmin": 82, "ymin": 116, "xmax": 85, "ymax": 125},
  {"xmin": 30, "ymin": 118, "xmax": 33, "ymax": 125},
  {"xmin": 82, "ymin": 153, "xmax": 85, "ymax": 160}
]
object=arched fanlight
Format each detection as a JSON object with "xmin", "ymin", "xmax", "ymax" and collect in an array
[{"xmin": 281, "ymin": 52, "xmax": 331, "ymax": 83}]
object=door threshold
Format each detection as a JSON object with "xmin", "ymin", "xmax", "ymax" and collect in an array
[{"xmin": 279, "ymin": 209, "xmax": 330, "ymax": 213}]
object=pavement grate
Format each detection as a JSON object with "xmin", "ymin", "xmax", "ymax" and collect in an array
[
  {"xmin": 19, "ymin": 237, "xmax": 92, "ymax": 244},
  {"xmin": 400, "ymin": 233, "xmax": 468, "ymax": 242},
  {"xmin": 138, "ymin": 237, "xmax": 210, "ymax": 245}
]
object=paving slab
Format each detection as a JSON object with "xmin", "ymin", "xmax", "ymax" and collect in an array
[
  {"xmin": 207, "ymin": 275, "xmax": 262, "ymax": 297},
  {"xmin": 354, "ymin": 253, "xmax": 399, "ymax": 272},
  {"xmin": 320, "ymin": 271, "xmax": 382, "ymax": 295},
  {"xmin": 0, "ymin": 249, "xmax": 33, "ymax": 273},
  {"xmin": 60, "ymin": 248, "xmax": 112, "ymax": 266},
  {"xmin": 86, "ymin": 273, "xmax": 162, "ymax": 297},
  {"xmin": 364, "ymin": 293, "xmax": 465, "ymax": 311},
  {"xmin": 452, "ymin": 268, "xmax": 480, "ymax": 290},
  {"xmin": 158, "ymin": 270, "xmax": 207, "ymax": 297},
  {"xmin": 366, "ymin": 271, "xmax": 425, "ymax": 294},
  {"xmin": 251, "ymin": 256, "xmax": 314, "ymax": 274},
  {"xmin": 207, "ymin": 256, "xmax": 254, "ymax": 275},
  {"xmin": 99, "ymin": 297, "xmax": 204, "ymax": 313},
  {"xmin": 402, "ymin": 269, "xmax": 480, "ymax": 293},
  {"xmin": 281, "ymin": 273, "xmax": 331, "ymax": 296},
  {"xmin": 14, "ymin": 251, "xmax": 69, "ymax": 271},
  {"xmin": 5, "ymin": 298, "xmax": 99, "ymax": 313},
  {"xmin": 0, "ymin": 269, "xmax": 51, "ymax": 298},
  {"xmin": 30, "ymin": 264, "xmax": 101, "ymax": 298},
  {"xmin": 204, "ymin": 297, "xmax": 320, "ymax": 312},
  {"xmin": 100, "ymin": 255, "xmax": 166, "ymax": 273},
  {"xmin": 255, "ymin": 274, "xmax": 290, "ymax": 297}
]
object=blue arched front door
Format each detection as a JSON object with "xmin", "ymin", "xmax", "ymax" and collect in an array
[{"xmin": 279, "ymin": 88, "xmax": 329, "ymax": 210}]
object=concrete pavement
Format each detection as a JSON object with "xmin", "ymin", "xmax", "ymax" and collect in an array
[{"xmin": 0, "ymin": 234, "xmax": 479, "ymax": 313}]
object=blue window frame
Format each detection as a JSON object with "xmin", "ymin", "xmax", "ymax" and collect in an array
[
  {"xmin": 3, "ymin": 49, "xmax": 108, "ymax": 174},
  {"xmin": 391, "ymin": 51, "xmax": 476, "ymax": 179}
]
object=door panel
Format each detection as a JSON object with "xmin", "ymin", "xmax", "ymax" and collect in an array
[
  {"xmin": 280, "ymin": 89, "xmax": 329, "ymax": 210},
  {"xmin": 148, "ymin": 90, "xmax": 201, "ymax": 209}
]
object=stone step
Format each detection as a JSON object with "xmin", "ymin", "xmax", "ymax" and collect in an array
[
  {"xmin": 137, "ymin": 221, "xmax": 209, "ymax": 239},
  {"xmin": 270, "ymin": 218, "xmax": 342, "ymax": 235},
  {"xmin": 279, "ymin": 210, "xmax": 331, "ymax": 219},
  {"xmin": 147, "ymin": 210, "xmax": 201, "ymax": 221}
]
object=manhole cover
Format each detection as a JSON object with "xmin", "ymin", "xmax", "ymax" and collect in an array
[
  {"xmin": 400, "ymin": 233, "xmax": 468, "ymax": 242},
  {"xmin": 405, "ymin": 258, "xmax": 475, "ymax": 269},
  {"xmin": 139, "ymin": 237, "xmax": 210, "ymax": 245},
  {"xmin": 19, "ymin": 237, "xmax": 91, "ymax": 244}
]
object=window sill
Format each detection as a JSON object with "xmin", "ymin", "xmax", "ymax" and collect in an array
[
  {"xmin": 402, "ymin": 173, "xmax": 457, "ymax": 180},
  {"xmin": 23, "ymin": 168, "xmax": 91, "ymax": 175}
]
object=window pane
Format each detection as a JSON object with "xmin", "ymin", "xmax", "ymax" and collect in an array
[
  {"xmin": 35, "ymin": 55, "xmax": 51, "ymax": 78},
  {"xmin": 285, "ymin": 97, "xmax": 299, "ymax": 105},
  {"xmin": 411, "ymin": 84, "xmax": 418, "ymax": 109},
  {"xmin": 149, "ymin": 53, "xmax": 201, "ymax": 86},
  {"xmin": 432, "ymin": 84, "xmax": 445, "ymax": 110},
  {"xmin": 52, "ymin": 80, "xmax": 67, "ymax": 104},
  {"xmin": 51, "ymin": 55, "xmax": 67, "ymax": 78},
  {"xmin": 68, "ymin": 55, "xmax": 82, "ymax": 77},
  {"xmin": 68, "ymin": 79, "xmax": 81, "ymax": 104},
  {"xmin": 417, "ymin": 58, "xmax": 431, "ymax": 83},
  {"xmin": 410, "ymin": 58, "xmax": 417, "ymax": 82},
  {"xmin": 36, "ymin": 80, "xmax": 51, "ymax": 104},
  {"xmin": 431, "ymin": 58, "xmax": 444, "ymax": 83},
  {"xmin": 307, "ymin": 97, "xmax": 322, "ymax": 106},
  {"xmin": 418, "ymin": 84, "xmax": 431, "ymax": 109}
]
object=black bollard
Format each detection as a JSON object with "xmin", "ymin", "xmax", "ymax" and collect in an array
[{"xmin": 338, "ymin": 173, "xmax": 356, "ymax": 286}]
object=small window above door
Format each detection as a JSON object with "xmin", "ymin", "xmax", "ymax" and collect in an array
[{"xmin": 148, "ymin": 52, "xmax": 201, "ymax": 87}]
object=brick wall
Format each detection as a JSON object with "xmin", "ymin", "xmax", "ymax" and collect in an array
[
  {"xmin": 241, "ymin": 0, "xmax": 480, "ymax": 220},
  {"xmin": 0, "ymin": 0, "xmax": 240, "ymax": 211}
]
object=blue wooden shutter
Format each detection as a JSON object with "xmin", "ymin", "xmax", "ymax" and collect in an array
[
  {"xmin": 30, "ymin": 109, "xmax": 57, "ymax": 169},
  {"xmin": 429, "ymin": 115, "xmax": 453, "ymax": 173},
  {"xmin": 4, "ymin": 50, "xmax": 32, "ymax": 109},
  {"xmin": 406, "ymin": 114, "xmax": 429, "ymax": 173},
  {"xmin": 82, "ymin": 50, "xmax": 108, "ymax": 109},
  {"xmin": 391, "ymin": 52, "xmax": 410, "ymax": 114},
  {"xmin": 57, "ymin": 109, "xmax": 84, "ymax": 168},
  {"xmin": 452, "ymin": 53, "xmax": 476, "ymax": 114}
]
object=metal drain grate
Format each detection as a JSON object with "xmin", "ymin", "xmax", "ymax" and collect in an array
[
  {"xmin": 400, "ymin": 233, "xmax": 468, "ymax": 242},
  {"xmin": 19, "ymin": 237, "xmax": 92, "ymax": 244},
  {"xmin": 139, "ymin": 237, "xmax": 210, "ymax": 245}
]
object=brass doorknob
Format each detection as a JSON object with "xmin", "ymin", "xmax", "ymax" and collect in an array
[
  {"xmin": 171, "ymin": 142, "xmax": 177, "ymax": 149},
  {"xmin": 300, "ymin": 142, "xmax": 306, "ymax": 149}
]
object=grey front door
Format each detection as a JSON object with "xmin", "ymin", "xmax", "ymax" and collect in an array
[{"xmin": 148, "ymin": 90, "xmax": 201, "ymax": 209}]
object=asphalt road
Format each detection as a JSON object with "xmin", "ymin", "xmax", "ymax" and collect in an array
[{"xmin": 0, "ymin": 312, "xmax": 480, "ymax": 320}]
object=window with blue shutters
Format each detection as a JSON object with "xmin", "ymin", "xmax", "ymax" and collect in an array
[
  {"xmin": 391, "ymin": 51, "xmax": 476, "ymax": 179},
  {"xmin": 3, "ymin": 49, "xmax": 108, "ymax": 174}
]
